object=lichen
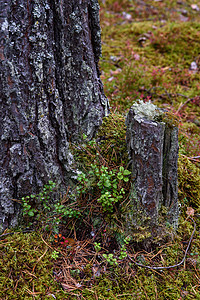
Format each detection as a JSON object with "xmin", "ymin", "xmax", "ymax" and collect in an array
[{"xmin": 131, "ymin": 99, "xmax": 162, "ymax": 120}]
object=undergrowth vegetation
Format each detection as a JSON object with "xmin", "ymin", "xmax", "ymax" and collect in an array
[{"xmin": 1, "ymin": 0, "xmax": 200, "ymax": 299}]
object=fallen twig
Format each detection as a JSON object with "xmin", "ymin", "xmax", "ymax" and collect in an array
[
  {"xmin": 140, "ymin": 86, "xmax": 195, "ymax": 112},
  {"xmin": 180, "ymin": 154, "xmax": 200, "ymax": 163},
  {"xmin": 175, "ymin": 98, "xmax": 193, "ymax": 115},
  {"xmin": 0, "ymin": 228, "xmax": 34, "ymax": 240}
]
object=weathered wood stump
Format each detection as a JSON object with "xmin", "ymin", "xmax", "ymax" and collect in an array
[{"xmin": 126, "ymin": 100, "xmax": 179, "ymax": 241}]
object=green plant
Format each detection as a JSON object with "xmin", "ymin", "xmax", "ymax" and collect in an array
[
  {"xmin": 51, "ymin": 250, "xmax": 59, "ymax": 259},
  {"xmin": 21, "ymin": 180, "xmax": 55, "ymax": 216},
  {"xmin": 103, "ymin": 253, "xmax": 118, "ymax": 266},
  {"xmin": 119, "ymin": 236, "xmax": 131, "ymax": 260},
  {"xmin": 117, "ymin": 166, "xmax": 132, "ymax": 182},
  {"xmin": 53, "ymin": 203, "xmax": 81, "ymax": 219},
  {"xmin": 21, "ymin": 181, "xmax": 81, "ymax": 231},
  {"xmin": 21, "ymin": 196, "xmax": 37, "ymax": 217},
  {"xmin": 77, "ymin": 164, "xmax": 131, "ymax": 213},
  {"xmin": 119, "ymin": 245, "xmax": 127, "ymax": 260},
  {"xmin": 94, "ymin": 242, "xmax": 101, "ymax": 253}
]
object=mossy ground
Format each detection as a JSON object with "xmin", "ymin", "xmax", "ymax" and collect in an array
[
  {"xmin": 1, "ymin": 0, "xmax": 200, "ymax": 299},
  {"xmin": 99, "ymin": 0, "xmax": 200, "ymax": 159},
  {"xmin": 1, "ymin": 221, "xmax": 200, "ymax": 299},
  {"xmin": 0, "ymin": 232, "xmax": 66, "ymax": 299}
]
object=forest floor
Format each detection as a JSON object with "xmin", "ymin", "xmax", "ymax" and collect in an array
[{"xmin": 0, "ymin": 0, "xmax": 200, "ymax": 299}]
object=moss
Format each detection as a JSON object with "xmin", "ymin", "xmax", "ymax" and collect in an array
[
  {"xmin": 71, "ymin": 112, "xmax": 128, "ymax": 170},
  {"xmin": 1, "ymin": 225, "xmax": 200, "ymax": 299},
  {"xmin": 178, "ymin": 156, "xmax": 200, "ymax": 208},
  {"xmin": 100, "ymin": 14, "xmax": 200, "ymax": 111},
  {"xmin": 179, "ymin": 122, "xmax": 200, "ymax": 157},
  {"xmin": 0, "ymin": 231, "xmax": 67, "ymax": 299},
  {"xmin": 96, "ymin": 113, "xmax": 128, "ymax": 165}
]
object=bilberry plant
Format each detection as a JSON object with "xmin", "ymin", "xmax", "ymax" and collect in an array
[
  {"xmin": 21, "ymin": 181, "xmax": 80, "ymax": 231},
  {"xmin": 77, "ymin": 164, "xmax": 131, "ymax": 213}
]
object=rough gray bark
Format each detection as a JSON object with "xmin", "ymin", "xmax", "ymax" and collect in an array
[
  {"xmin": 126, "ymin": 101, "xmax": 179, "ymax": 238},
  {"xmin": 0, "ymin": 0, "xmax": 109, "ymax": 231}
]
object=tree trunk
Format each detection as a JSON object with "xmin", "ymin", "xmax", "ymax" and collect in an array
[
  {"xmin": 0, "ymin": 0, "xmax": 108, "ymax": 231},
  {"xmin": 126, "ymin": 101, "xmax": 179, "ymax": 241}
]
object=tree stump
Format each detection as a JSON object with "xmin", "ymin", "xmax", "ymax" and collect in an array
[{"xmin": 126, "ymin": 101, "xmax": 179, "ymax": 240}]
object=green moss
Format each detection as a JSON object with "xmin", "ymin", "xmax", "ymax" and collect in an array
[
  {"xmin": 71, "ymin": 112, "xmax": 128, "ymax": 170},
  {"xmin": 1, "ymin": 225, "xmax": 200, "ymax": 299},
  {"xmin": 100, "ymin": 15, "xmax": 200, "ymax": 111},
  {"xmin": 96, "ymin": 113, "xmax": 128, "ymax": 165},
  {"xmin": 178, "ymin": 156, "xmax": 200, "ymax": 207},
  {"xmin": 0, "ymin": 232, "xmax": 67, "ymax": 299},
  {"xmin": 179, "ymin": 122, "xmax": 200, "ymax": 157}
]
